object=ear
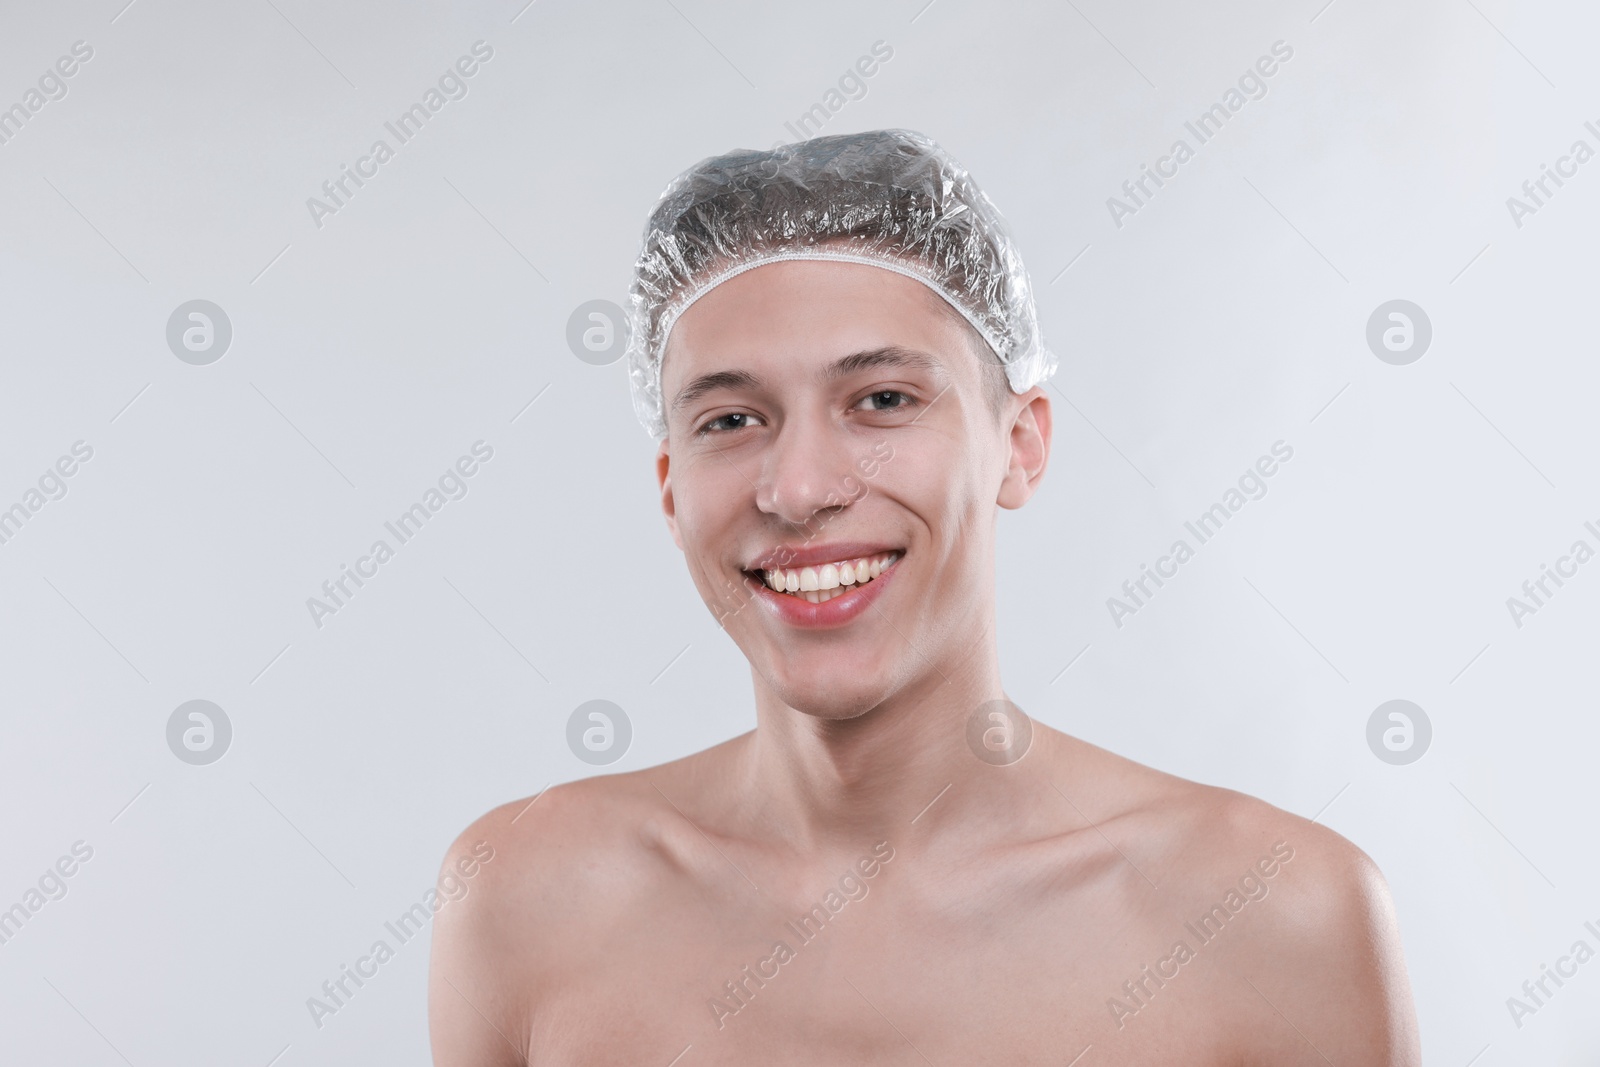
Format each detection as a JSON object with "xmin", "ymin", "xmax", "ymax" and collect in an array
[
  {"xmin": 656, "ymin": 439, "xmax": 685, "ymax": 551},
  {"xmin": 997, "ymin": 388, "xmax": 1051, "ymax": 510}
]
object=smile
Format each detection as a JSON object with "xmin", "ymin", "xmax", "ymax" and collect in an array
[{"xmin": 752, "ymin": 552, "xmax": 903, "ymax": 604}]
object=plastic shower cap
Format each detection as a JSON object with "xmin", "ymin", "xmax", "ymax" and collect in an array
[{"xmin": 623, "ymin": 127, "xmax": 1057, "ymax": 440}]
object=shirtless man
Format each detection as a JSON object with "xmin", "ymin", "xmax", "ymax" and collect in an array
[{"xmin": 428, "ymin": 130, "xmax": 1421, "ymax": 1065}]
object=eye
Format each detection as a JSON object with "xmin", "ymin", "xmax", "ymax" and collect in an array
[
  {"xmin": 697, "ymin": 411, "xmax": 763, "ymax": 435},
  {"xmin": 857, "ymin": 389, "xmax": 915, "ymax": 412}
]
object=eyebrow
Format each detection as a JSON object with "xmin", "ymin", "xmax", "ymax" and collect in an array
[{"xmin": 670, "ymin": 346, "xmax": 944, "ymax": 414}]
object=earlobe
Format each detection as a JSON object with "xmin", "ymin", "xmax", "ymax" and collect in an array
[
  {"xmin": 656, "ymin": 444, "xmax": 685, "ymax": 550},
  {"xmin": 997, "ymin": 390, "xmax": 1051, "ymax": 510}
]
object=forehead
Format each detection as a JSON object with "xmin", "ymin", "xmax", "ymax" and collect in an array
[{"xmin": 660, "ymin": 258, "xmax": 977, "ymax": 391}]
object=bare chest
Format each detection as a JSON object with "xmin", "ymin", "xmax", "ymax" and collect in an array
[{"xmin": 523, "ymin": 870, "xmax": 1253, "ymax": 1065}]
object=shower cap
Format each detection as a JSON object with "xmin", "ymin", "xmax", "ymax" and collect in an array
[{"xmin": 623, "ymin": 127, "xmax": 1057, "ymax": 440}]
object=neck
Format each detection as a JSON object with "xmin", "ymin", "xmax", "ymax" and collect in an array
[{"xmin": 739, "ymin": 621, "xmax": 1025, "ymax": 852}]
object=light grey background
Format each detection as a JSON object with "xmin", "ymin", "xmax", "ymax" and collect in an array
[{"xmin": 2, "ymin": 0, "xmax": 1596, "ymax": 1062}]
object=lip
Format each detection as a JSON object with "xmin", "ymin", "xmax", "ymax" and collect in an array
[
  {"xmin": 740, "ymin": 551, "xmax": 902, "ymax": 631},
  {"xmin": 744, "ymin": 541, "xmax": 904, "ymax": 572}
]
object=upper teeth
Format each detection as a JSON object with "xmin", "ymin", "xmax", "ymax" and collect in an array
[{"xmin": 762, "ymin": 552, "xmax": 900, "ymax": 595}]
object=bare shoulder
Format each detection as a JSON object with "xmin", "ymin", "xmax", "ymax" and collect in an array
[
  {"xmin": 1194, "ymin": 786, "xmax": 1419, "ymax": 1064},
  {"xmin": 430, "ymin": 735, "xmax": 750, "ymax": 957},
  {"xmin": 431, "ymin": 757, "xmax": 698, "ymax": 958},
  {"xmin": 427, "ymin": 743, "xmax": 736, "ymax": 1065},
  {"xmin": 1049, "ymin": 727, "xmax": 1390, "ymax": 901},
  {"xmin": 1051, "ymin": 731, "xmax": 1420, "ymax": 1063}
]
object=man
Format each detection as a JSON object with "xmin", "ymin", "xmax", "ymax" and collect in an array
[{"xmin": 429, "ymin": 129, "xmax": 1421, "ymax": 1065}]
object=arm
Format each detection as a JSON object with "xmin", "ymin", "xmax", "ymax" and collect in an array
[
  {"xmin": 1239, "ymin": 828, "xmax": 1422, "ymax": 1066},
  {"xmin": 428, "ymin": 822, "xmax": 529, "ymax": 1067}
]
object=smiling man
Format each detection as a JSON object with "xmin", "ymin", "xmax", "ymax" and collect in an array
[{"xmin": 428, "ymin": 129, "xmax": 1421, "ymax": 1065}]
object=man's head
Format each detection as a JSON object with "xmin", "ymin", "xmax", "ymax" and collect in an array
[
  {"xmin": 624, "ymin": 128, "xmax": 1057, "ymax": 442},
  {"xmin": 627, "ymin": 129, "xmax": 1057, "ymax": 720},
  {"xmin": 653, "ymin": 256, "xmax": 1051, "ymax": 721}
]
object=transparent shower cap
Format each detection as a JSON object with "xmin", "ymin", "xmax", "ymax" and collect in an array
[{"xmin": 623, "ymin": 127, "xmax": 1057, "ymax": 440}]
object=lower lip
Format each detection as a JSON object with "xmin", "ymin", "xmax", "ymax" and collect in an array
[{"xmin": 743, "ymin": 559, "xmax": 901, "ymax": 630}]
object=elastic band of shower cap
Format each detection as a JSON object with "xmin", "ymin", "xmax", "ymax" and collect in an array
[
  {"xmin": 624, "ymin": 127, "xmax": 1058, "ymax": 441},
  {"xmin": 654, "ymin": 247, "xmax": 1013, "ymax": 391}
]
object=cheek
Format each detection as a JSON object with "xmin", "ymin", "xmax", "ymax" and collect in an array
[
  {"xmin": 675, "ymin": 463, "xmax": 748, "ymax": 559},
  {"xmin": 886, "ymin": 444, "xmax": 997, "ymax": 601},
  {"xmin": 889, "ymin": 444, "xmax": 981, "ymax": 525}
]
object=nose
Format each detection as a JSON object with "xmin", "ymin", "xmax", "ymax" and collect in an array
[{"xmin": 753, "ymin": 409, "xmax": 859, "ymax": 526}]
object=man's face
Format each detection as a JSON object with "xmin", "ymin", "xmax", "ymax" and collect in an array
[{"xmin": 655, "ymin": 259, "xmax": 1049, "ymax": 720}]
